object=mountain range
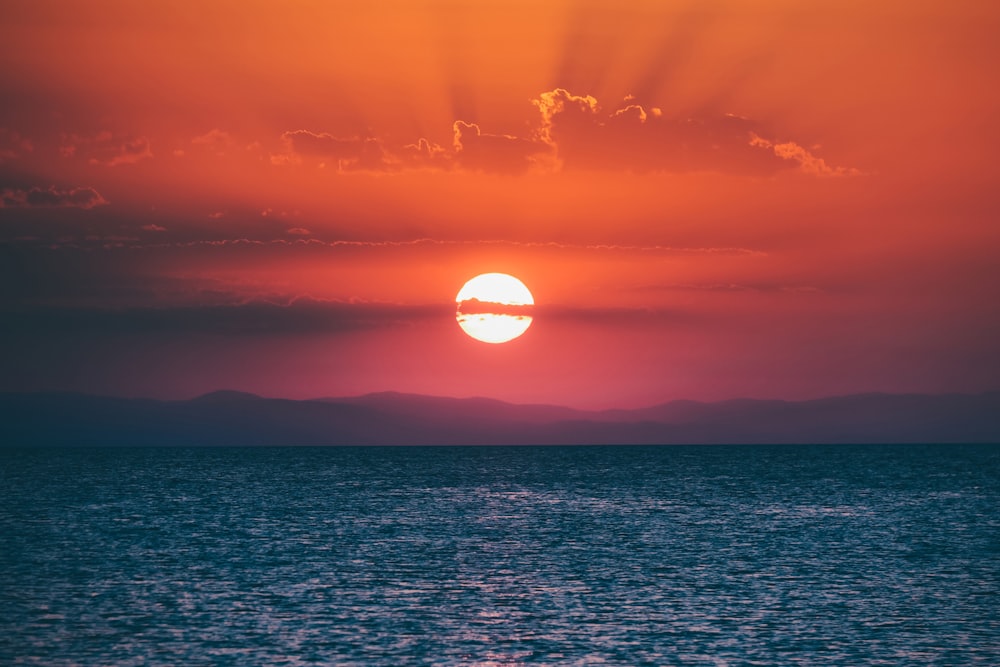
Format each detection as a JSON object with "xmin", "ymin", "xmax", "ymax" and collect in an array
[{"xmin": 2, "ymin": 390, "xmax": 998, "ymax": 446}]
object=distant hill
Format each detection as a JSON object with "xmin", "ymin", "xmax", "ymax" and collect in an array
[{"xmin": 1, "ymin": 390, "xmax": 998, "ymax": 446}]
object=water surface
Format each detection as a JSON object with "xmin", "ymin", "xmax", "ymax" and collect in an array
[{"xmin": 2, "ymin": 444, "xmax": 998, "ymax": 665}]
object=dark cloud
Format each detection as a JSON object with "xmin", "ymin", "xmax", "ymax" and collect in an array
[
  {"xmin": 282, "ymin": 130, "xmax": 365, "ymax": 158},
  {"xmin": 456, "ymin": 299, "xmax": 534, "ymax": 317},
  {"xmin": 629, "ymin": 281, "xmax": 823, "ymax": 294},
  {"xmin": 534, "ymin": 88, "xmax": 791, "ymax": 174},
  {"xmin": 265, "ymin": 88, "xmax": 847, "ymax": 177},
  {"xmin": 0, "ymin": 186, "xmax": 107, "ymax": 209},
  {"xmin": 277, "ymin": 130, "xmax": 392, "ymax": 170},
  {"xmin": 535, "ymin": 303, "xmax": 688, "ymax": 324},
  {"xmin": 451, "ymin": 121, "xmax": 549, "ymax": 174},
  {"xmin": 0, "ymin": 299, "xmax": 452, "ymax": 337}
]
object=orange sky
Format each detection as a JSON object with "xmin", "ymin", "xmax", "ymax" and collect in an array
[{"xmin": 1, "ymin": 1, "xmax": 998, "ymax": 407}]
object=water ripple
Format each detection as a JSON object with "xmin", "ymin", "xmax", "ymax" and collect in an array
[{"xmin": 1, "ymin": 444, "xmax": 998, "ymax": 665}]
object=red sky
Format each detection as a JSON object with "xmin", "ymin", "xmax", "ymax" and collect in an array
[{"xmin": 1, "ymin": 0, "xmax": 998, "ymax": 408}]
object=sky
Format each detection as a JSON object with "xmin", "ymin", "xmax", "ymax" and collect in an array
[{"xmin": 1, "ymin": 0, "xmax": 998, "ymax": 408}]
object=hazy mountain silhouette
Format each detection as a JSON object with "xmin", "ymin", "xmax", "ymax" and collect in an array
[{"xmin": 1, "ymin": 391, "xmax": 998, "ymax": 446}]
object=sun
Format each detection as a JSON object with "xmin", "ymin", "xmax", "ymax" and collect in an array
[{"xmin": 456, "ymin": 273, "xmax": 534, "ymax": 344}]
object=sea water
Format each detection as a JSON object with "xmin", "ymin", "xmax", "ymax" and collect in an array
[{"xmin": 1, "ymin": 444, "xmax": 998, "ymax": 665}]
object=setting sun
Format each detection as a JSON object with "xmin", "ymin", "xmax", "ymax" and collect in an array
[{"xmin": 456, "ymin": 273, "xmax": 534, "ymax": 344}]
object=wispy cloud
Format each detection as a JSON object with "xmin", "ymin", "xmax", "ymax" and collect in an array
[
  {"xmin": 749, "ymin": 134, "xmax": 861, "ymax": 177},
  {"xmin": 96, "ymin": 137, "xmax": 154, "ymax": 167},
  {"xmin": 0, "ymin": 186, "xmax": 107, "ymax": 209},
  {"xmin": 60, "ymin": 131, "xmax": 153, "ymax": 167},
  {"xmin": 48, "ymin": 236, "xmax": 765, "ymax": 257},
  {"xmin": 0, "ymin": 128, "xmax": 33, "ymax": 162},
  {"xmin": 191, "ymin": 129, "xmax": 233, "ymax": 155}
]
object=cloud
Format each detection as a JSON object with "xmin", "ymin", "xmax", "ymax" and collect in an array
[
  {"xmin": 286, "ymin": 227, "xmax": 311, "ymax": 236},
  {"xmin": 61, "ymin": 132, "xmax": 153, "ymax": 166},
  {"xmin": 533, "ymin": 302, "xmax": 688, "ymax": 325},
  {"xmin": 267, "ymin": 89, "xmax": 855, "ymax": 177},
  {"xmin": 0, "ymin": 295, "xmax": 695, "ymax": 339},
  {"xmin": 273, "ymin": 122, "xmax": 548, "ymax": 174},
  {"xmin": 531, "ymin": 88, "xmax": 800, "ymax": 174},
  {"xmin": 190, "ymin": 129, "xmax": 234, "ymax": 156},
  {"xmin": 260, "ymin": 208, "xmax": 297, "ymax": 219},
  {"xmin": 629, "ymin": 281, "xmax": 823, "ymax": 294},
  {"xmin": 399, "ymin": 138, "xmax": 450, "ymax": 169},
  {"xmin": 19, "ymin": 233, "xmax": 765, "ymax": 258},
  {"xmin": 456, "ymin": 298, "xmax": 534, "ymax": 317},
  {"xmin": 749, "ymin": 134, "xmax": 861, "ymax": 176},
  {"xmin": 1, "ymin": 298, "xmax": 451, "ymax": 337},
  {"xmin": 0, "ymin": 128, "xmax": 33, "ymax": 162},
  {"xmin": 451, "ymin": 121, "xmax": 549, "ymax": 174},
  {"xmin": 533, "ymin": 89, "xmax": 600, "ymax": 146},
  {"xmin": 0, "ymin": 186, "xmax": 108, "ymax": 209},
  {"xmin": 95, "ymin": 136, "xmax": 154, "ymax": 166},
  {"xmin": 276, "ymin": 130, "xmax": 392, "ymax": 170},
  {"xmin": 141, "ymin": 224, "xmax": 167, "ymax": 232},
  {"xmin": 89, "ymin": 137, "xmax": 153, "ymax": 167}
]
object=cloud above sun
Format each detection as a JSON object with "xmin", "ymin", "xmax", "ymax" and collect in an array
[{"xmin": 270, "ymin": 89, "xmax": 856, "ymax": 177}]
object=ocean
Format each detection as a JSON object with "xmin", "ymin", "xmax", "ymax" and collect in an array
[{"xmin": 2, "ymin": 444, "xmax": 998, "ymax": 665}]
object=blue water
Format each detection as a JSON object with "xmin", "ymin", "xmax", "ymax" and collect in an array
[{"xmin": 2, "ymin": 444, "xmax": 998, "ymax": 665}]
